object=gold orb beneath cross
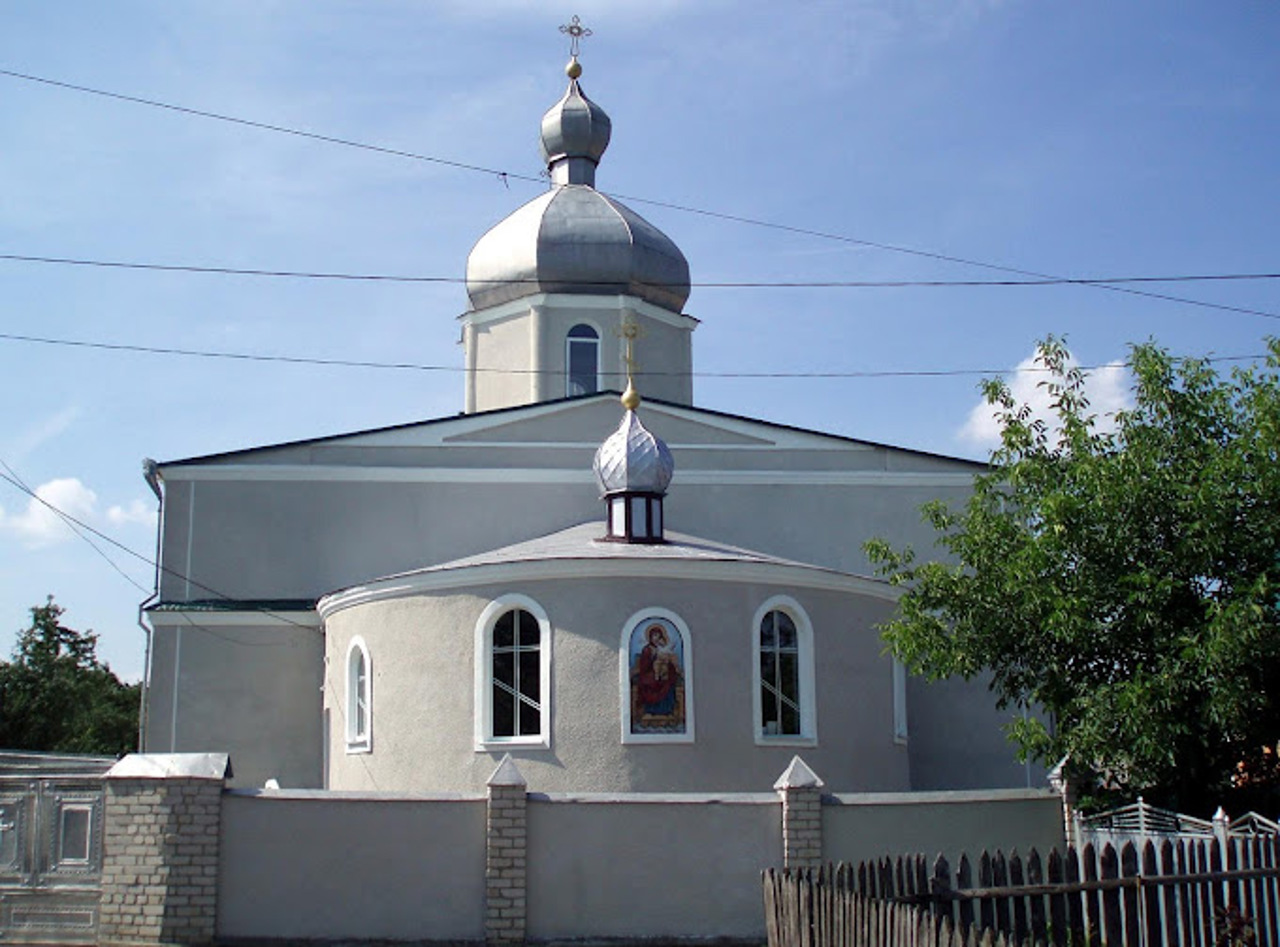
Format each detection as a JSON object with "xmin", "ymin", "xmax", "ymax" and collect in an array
[{"xmin": 566, "ymin": 58, "xmax": 582, "ymax": 79}]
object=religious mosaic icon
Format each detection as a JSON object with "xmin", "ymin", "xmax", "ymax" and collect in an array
[{"xmin": 628, "ymin": 617, "xmax": 685, "ymax": 734}]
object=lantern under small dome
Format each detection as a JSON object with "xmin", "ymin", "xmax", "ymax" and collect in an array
[{"xmin": 593, "ymin": 406, "xmax": 674, "ymax": 543}]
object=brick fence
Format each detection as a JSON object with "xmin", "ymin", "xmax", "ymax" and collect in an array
[{"xmin": 98, "ymin": 754, "xmax": 229, "ymax": 947}]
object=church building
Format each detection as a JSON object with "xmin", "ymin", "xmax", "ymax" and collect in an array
[{"xmin": 140, "ymin": 49, "xmax": 1030, "ymax": 796}]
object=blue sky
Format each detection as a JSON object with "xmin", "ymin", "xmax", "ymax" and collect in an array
[{"xmin": 1, "ymin": 1, "xmax": 1277, "ymax": 679}]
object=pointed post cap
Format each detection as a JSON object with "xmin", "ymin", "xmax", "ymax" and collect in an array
[
  {"xmin": 774, "ymin": 755, "xmax": 824, "ymax": 790},
  {"xmin": 487, "ymin": 753, "xmax": 527, "ymax": 788},
  {"xmin": 1213, "ymin": 806, "xmax": 1229, "ymax": 825}
]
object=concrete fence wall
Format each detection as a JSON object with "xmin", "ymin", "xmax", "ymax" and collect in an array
[
  {"xmin": 822, "ymin": 788, "xmax": 1066, "ymax": 867},
  {"xmin": 93, "ymin": 754, "xmax": 1065, "ymax": 946},
  {"xmin": 217, "ymin": 791, "xmax": 486, "ymax": 941},
  {"xmin": 527, "ymin": 793, "xmax": 781, "ymax": 941}
]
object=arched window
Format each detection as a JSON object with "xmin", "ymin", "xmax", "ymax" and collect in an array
[
  {"xmin": 619, "ymin": 608, "xmax": 695, "ymax": 744},
  {"xmin": 346, "ymin": 636, "xmax": 372, "ymax": 753},
  {"xmin": 566, "ymin": 323, "xmax": 600, "ymax": 397},
  {"xmin": 474, "ymin": 595, "xmax": 552, "ymax": 749},
  {"xmin": 752, "ymin": 597, "xmax": 816, "ymax": 746}
]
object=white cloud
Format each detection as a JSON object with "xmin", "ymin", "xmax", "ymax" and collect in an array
[
  {"xmin": 107, "ymin": 499, "xmax": 159, "ymax": 529},
  {"xmin": 0, "ymin": 478, "xmax": 157, "ymax": 549},
  {"xmin": 959, "ymin": 350, "xmax": 1132, "ymax": 450}
]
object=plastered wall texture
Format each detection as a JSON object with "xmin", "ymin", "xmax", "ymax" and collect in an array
[{"xmin": 99, "ymin": 776, "xmax": 222, "ymax": 946}]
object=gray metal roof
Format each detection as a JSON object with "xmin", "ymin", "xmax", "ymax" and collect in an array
[{"xmin": 380, "ymin": 521, "xmax": 851, "ymax": 577}]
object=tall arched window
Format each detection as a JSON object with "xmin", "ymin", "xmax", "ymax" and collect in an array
[
  {"xmin": 346, "ymin": 636, "xmax": 372, "ymax": 753},
  {"xmin": 566, "ymin": 324, "xmax": 600, "ymax": 396},
  {"xmin": 475, "ymin": 595, "xmax": 552, "ymax": 749},
  {"xmin": 752, "ymin": 597, "xmax": 816, "ymax": 746}
]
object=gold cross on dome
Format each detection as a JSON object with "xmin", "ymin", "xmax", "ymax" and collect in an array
[
  {"xmin": 560, "ymin": 15, "xmax": 592, "ymax": 58},
  {"xmin": 619, "ymin": 318, "xmax": 645, "ymax": 380}
]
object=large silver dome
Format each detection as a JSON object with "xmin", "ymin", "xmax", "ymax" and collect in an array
[
  {"xmin": 465, "ymin": 69, "xmax": 690, "ymax": 314},
  {"xmin": 466, "ymin": 187, "xmax": 691, "ymax": 312}
]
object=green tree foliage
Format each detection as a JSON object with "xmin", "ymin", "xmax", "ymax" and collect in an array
[
  {"xmin": 0, "ymin": 597, "xmax": 139, "ymax": 756},
  {"xmin": 866, "ymin": 338, "xmax": 1280, "ymax": 815}
]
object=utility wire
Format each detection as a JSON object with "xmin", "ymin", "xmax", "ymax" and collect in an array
[
  {"xmin": 1, "ymin": 251, "xmax": 1278, "ymax": 298},
  {"xmin": 0, "ymin": 458, "xmax": 150, "ymax": 595},
  {"xmin": 0, "ymin": 465, "xmax": 316, "ymax": 645},
  {"xmin": 0, "ymin": 68, "xmax": 539, "ymax": 187},
  {"xmin": 1, "ymin": 68, "xmax": 1273, "ymax": 320},
  {"xmin": 0, "ymin": 330, "xmax": 1268, "ymax": 379}
]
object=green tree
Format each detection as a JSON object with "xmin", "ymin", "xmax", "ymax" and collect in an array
[
  {"xmin": 0, "ymin": 597, "xmax": 139, "ymax": 756},
  {"xmin": 866, "ymin": 337, "xmax": 1280, "ymax": 815}
]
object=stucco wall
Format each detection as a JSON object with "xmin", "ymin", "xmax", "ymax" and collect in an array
[
  {"xmin": 324, "ymin": 576, "xmax": 913, "ymax": 794},
  {"xmin": 526, "ymin": 793, "xmax": 780, "ymax": 940},
  {"xmin": 217, "ymin": 790, "xmax": 485, "ymax": 941},
  {"xmin": 145, "ymin": 620, "xmax": 322, "ymax": 790},
  {"xmin": 822, "ymin": 789, "xmax": 1065, "ymax": 865},
  {"xmin": 469, "ymin": 296, "xmax": 695, "ymax": 412}
]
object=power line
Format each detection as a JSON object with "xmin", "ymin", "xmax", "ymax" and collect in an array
[
  {"xmin": 1, "ymin": 68, "xmax": 1273, "ymax": 320},
  {"xmin": 0, "ymin": 459, "xmax": 150, "ymax": 595},
  {"xmin": 0, "ymin": 464, "xmax": 315, "ymax": 645},
  {"xmin": 0, "ymin": 68, "xmax": 540, "ymax": 187},
  {"xmin": 1, "ymin": 251, "xmax": 1278, "ymax": 299},
  {"xmin": 0, "ymin": 329, "xmax": 1268, "ymax": 380}
]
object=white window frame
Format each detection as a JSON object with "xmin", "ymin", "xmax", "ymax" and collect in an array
[
  {"xmin": 619, "ymin": 607, "xmax": 695, "ymax": 745},
  {"xmin": 565, "ymin": 322, "xmax": 601, "ymax": 397},
  {"xmin": 751, "ymin": 596, "xmax": 817, "ymax": 747},
  {"xmin": 345, "ymin": 635, "xmax": 372, "ymax": 754},
  {"xmin": 474, "ymin": 594, "xmax": 552, "ymax": 751}
]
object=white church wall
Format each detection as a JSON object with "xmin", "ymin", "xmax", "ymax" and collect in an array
[
  {"xmin": 464, "ymin": 293, "xmax": 697, "ymax": 411},
  {"xmin": 906, "ymin": 674, "xmax": 1047, "ymax": 791},
  {"xmin": 525, "ymin": 793, "xmax": 779, "ymax": 940},
  {"xmin": 469, "ymin": 310, "xmax": 540, "ymax": 413},
  {"xmin": 216, "ymin": 790, "xmax": 486, "ymax": 940},
  {"xmin": 155, "ymin": 470, "xmax": 972, "ymax": 603},
  {"xmin": 323, "ymin": 576, "xmax": 914, "ymax": 794},
  {"xmin": 145, "ymin": 617, "xmax": 323, "ymax": 790}
]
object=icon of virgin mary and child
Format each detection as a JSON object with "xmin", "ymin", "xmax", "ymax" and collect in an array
[{"xmin": 629, "ymin": 619, "xmax": 685, "ymax": 733}]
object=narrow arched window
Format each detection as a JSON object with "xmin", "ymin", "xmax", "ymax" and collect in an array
[
  {"xmin": 346, "ymin": 637, "xmax": 371, "ymax": 753},
  {"xmin": 475, "ymin": 595, "xmax": 552, "ymax": 749},
  {"xmin": 566, "ymin": 324, "xmax": 600, "ymax": 397},
  {"xmin": 752, "ymin": 597, "xmax": 816, "ymax": 746}
]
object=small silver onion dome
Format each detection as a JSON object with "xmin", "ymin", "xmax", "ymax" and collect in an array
[
  {"xmin": 540, "ymin": 79, "xmax": 611, "ymax": 174},
  {"xmin": 593, "ymin": 409, "xmax": 674, "ymax": 497}
]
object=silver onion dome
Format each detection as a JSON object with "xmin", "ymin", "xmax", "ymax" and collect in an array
[
  {"xmin": 593, "ymin": 409, "xmax": 674, "ymax": 497},
  {"xmin": 540, "ymin": 78, "xmax": 611, "ymax": 179},
  {"xmin": 464, "ymin": 65, "xmax": 691, "ymax": 315}
]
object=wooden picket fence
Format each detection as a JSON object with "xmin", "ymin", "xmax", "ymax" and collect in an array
[{"xmin": 763, "ymin": 837, "xmax": 1280, "ymax": 947}]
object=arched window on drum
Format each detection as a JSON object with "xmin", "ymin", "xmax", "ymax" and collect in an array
[
  {"xmin": 752, "ymin": 597, "xmax": 816, "ymax": 746},
  {"xmin": 566, "ymin": 324, "xmax": 600, "ymax": 396}
]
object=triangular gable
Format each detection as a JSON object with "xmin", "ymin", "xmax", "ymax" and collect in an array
[
  {"xmin": 159, "ymin": 391, "xmax": 981, "ymax": 470},
  {"xmin": 442, "ymin": 397, "xmax": 775, "ymax": 447}
]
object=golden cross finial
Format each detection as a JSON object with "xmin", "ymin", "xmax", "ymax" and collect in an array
[
  {"xmin": 618, "ymin": 318, "xmax": 644, "ymax": 410},
  {"xmin": 560, "ymin": 15, "xmax": 592, "ymax": 58}
]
